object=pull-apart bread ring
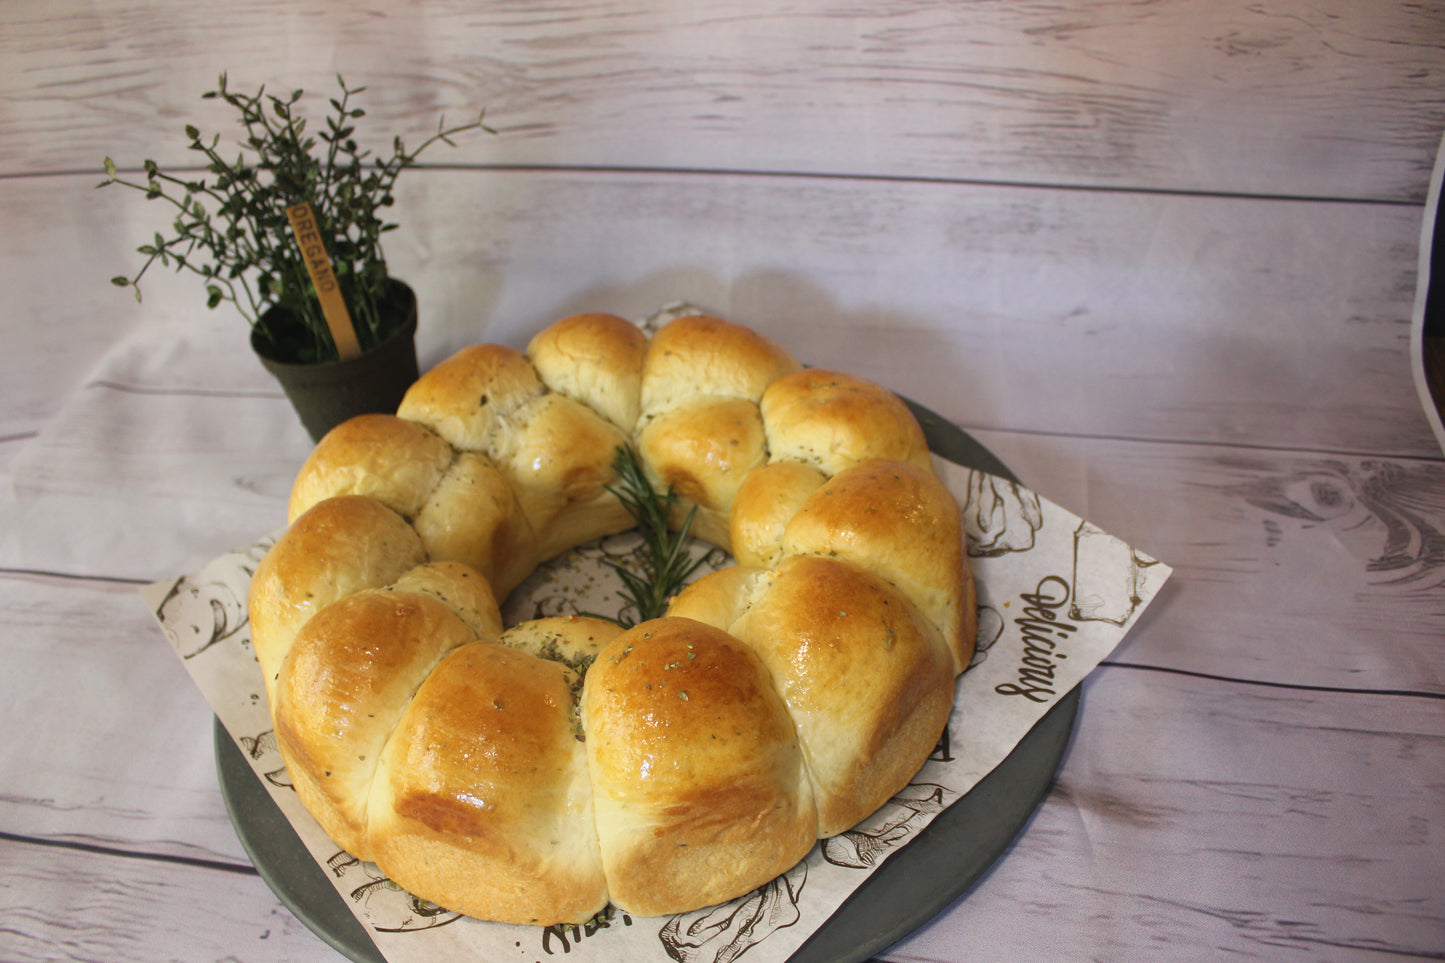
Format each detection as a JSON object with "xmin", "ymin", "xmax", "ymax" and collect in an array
[{"xmin": 248, "ymin": 313, "xmax": 977, "ymax": 925}]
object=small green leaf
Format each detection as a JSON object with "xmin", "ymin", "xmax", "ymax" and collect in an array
[
  {"xmin": 110, "ymin": 276, "xmax": 130, "ymax": 287},
  {"xmin": 102, "ymin": 74, "xmax": 492, "ymax": 331}
]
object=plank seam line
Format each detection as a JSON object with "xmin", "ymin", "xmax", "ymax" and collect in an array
[
  {"xmin": 87, "ymin": 378, "xmax": 283, "ymax": 399},
  {"xmin": 6, "ymin": 561, "xmax": 1440, "ymax": 702},
  {"xmin": 15, "ymin": 163, "xmax": 1423, "ymax": 208},
  {"xmin": 430, "ymin": 162, "xmax": 1430, "ymax": 208},
  {"xmin": 71, "ymin": 381, "xmax": 1445, "ymax": 464},
  {"xmin": 0, "ymin": 567, "xmax": 151, "ymax": 586},
  {"xmin": 0, "ymin": 829, "xmax": 259, "ymax": 877},
  {"xmin": 1101, "ymin": 659, "xmax": 1445, "ymax": 701},
  {"xmin": 966, "ymin": 423, "xmax": 1445, "ymax": 464}
]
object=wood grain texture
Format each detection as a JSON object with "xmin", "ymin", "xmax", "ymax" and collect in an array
[
  {"xmin": 0, "ymin": 175, "xmax": 151, "ymax": 440},
  {"xmin": 0, "ymin": 838, "xmax": 334, "ymax": 963},
  {"xmin": 2, "ymin": 568, "xmax": 1438, "ymax": 961},
  {"xmin": 3, "ymin": 2, "xmax": 1443, "ymax": 961},
  {"xmin": 2, "ymin": 0, "xmax": 1443, "ymax": 200},
  {"xmin": 7, "ymin": 168, "xmax": 1437, "ymax": 463},
  {"xmin": 888, "ymin": 668, "xmax": 1445, "ymax": 962},
  {"xmin": 0, "ymin": 575, "xmax": 242, "ymax": 862},
  {"xmin": 966, "ymin": 428, "xmax": 1445, "ymax": 695}
]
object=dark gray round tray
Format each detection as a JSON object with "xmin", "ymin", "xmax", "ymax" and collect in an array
[{"xmin": 216, "ymin": 402, "xmax": 1079, "ymax": 963}]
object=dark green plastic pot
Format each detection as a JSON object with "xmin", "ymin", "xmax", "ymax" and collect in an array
[{"xmin": 251, "ymin": 281, "xmax": 419, "ymax": 443}]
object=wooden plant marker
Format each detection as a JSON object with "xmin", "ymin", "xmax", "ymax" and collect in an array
[{"xmin": 286, "ymin": 201, "xmax": 361, "ymax": 360}]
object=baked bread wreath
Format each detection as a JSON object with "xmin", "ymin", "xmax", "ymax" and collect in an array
[{"xmin": 247, "ymin": 312, "xmax": 977, "ymax": 925}]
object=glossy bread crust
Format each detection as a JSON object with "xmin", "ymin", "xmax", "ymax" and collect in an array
[{"xmin": 249, "ymin": 312, "xmax": 977, "ymax": 924}]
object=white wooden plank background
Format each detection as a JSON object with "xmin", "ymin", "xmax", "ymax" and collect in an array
[
  {"xmin": 2, "ymin": 0, "xmax": 1443, "ymax": 961},
  {"xmin": 4, "ymin": 170, "xmax": 1435, "ymax": 457},
  {"xmin": 5, "ymin": 1, "xmax": 1444, "ymax": 201}
]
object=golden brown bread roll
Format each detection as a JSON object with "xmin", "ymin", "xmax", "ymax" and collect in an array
[
  {"xmin": 636, "ymin": 396, "xmax": 768, "ymax": 548},
  {"xmin": 489, "ymin": 392, "xmax": 634, "ymax": 560},
  {"xmin": 396, "ymin": 342, "xmax": 545, "ymax": 450},
  {"xmin": 412, "ymin": 451, "xmax": 535, "ymax": 597},
  {"xmin": 249, "ymin": 495, "xmax": 426, "ymax": 705},
  {"xmin": 369, "ymin": 638, "xmax": 609, "ymax": 924},
  {"xmin": 274, "ymin": 585, "xmax": 479, "ymax": 858},
  {"xmin": 526, "ymin": 312, "xmax": 647, "ymax": 431},
  {"xmin": 706, "ymin": 556, "xmax": 956, "ymax": 836},
  {"xmin": 388, "ymin": 561, "xmax": 506, "ymax": 639},
  {"xmin": 728, "ymin": 459, "xmax": 827, "ymax": 567},
  {"xmin": 248, "ymin": 312, "xmax": 977, "ymax": 925},
  {"xmin": 287, "ymin": 414, "xmax": 453, "ymax": 523},
  {"xmin": 638, "ymin": 314, "xmax": 799, "ymax": 418},
  {"xmin": 760, "ymin": 368, "xmax": 932, "ymax": 475},
  {"xmin": 781, "ymin": 458, "xmax": 978, "ymax": 672},
  {"xmin": 582, "ymin": 617, "xmax": 817, "ymax": 916}
]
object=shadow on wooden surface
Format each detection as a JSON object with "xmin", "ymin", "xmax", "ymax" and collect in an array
[
  {"xmin": 1422, "ymin": 138, "xmax": 1445, "ymax": 441},
  {"xmin": 1426, "ymin": 339, "xmax": 1445, "ymax": 425}
]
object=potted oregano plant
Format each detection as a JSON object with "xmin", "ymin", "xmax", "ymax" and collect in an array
[{"xmin": 100, "ymin": 74, "xmax": 494, "ymax": 440}]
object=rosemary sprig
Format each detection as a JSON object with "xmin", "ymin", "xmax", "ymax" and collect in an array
[{"xmin": 600, "ymin": 446, "xmax": 709, "ymax": 626}]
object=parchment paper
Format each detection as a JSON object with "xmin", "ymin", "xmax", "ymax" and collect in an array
[
  {"xmin": 140, "ymin": 305, "xmax": 1170, "ymax": 962},
  {"xmin": 141, "ymin": 453, "xmax": 1168, "ymax": 963}
]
